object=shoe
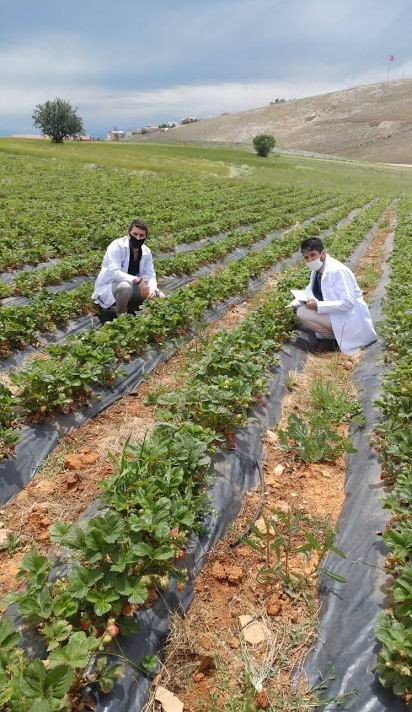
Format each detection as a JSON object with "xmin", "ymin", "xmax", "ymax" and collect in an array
[
  {"xmin": 98, "ymin": 307, "xmax": 117, "ymax": 324},
  {"xmin": 292, "ymin": 335, "xmax": 312, "ymax": 352},
  {"xmin": 311, "ymin": 338, "xmax": 340, "ymax": 354}
]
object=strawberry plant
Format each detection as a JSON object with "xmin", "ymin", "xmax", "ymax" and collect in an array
[
  {"xmin": 277, "ymin": 412, "xmax": 355, "ymax": 462},
  {"xmin": 0, "ymin": 195, "xmax": 385, "ymax": 460},
  {"xmin": 372, "ymin": 197, "xmax": 412, "ymax": 704},
  {"xmin": 0, "ymin": 196, "xmax": 390, "ymax": 707}
]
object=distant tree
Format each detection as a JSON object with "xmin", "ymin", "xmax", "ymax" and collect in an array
[
  {"xmin": 180, "ymin": 117, "xmax": 200, "ymax": 125},
  {"xmin": 32, "ymin": 98, "xmax": 85, "ymax": 143},
  {"xmin": 253, "ymin": 134, "xmax": 276, "ymax": 158}
]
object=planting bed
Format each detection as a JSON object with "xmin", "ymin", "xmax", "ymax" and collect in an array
[
  {"xmin": 0, "ymin": 148, "xmax": 408, "ymax": 711},
  {"xmin": 0, "ymin": 195, "xmax": 377, "ymax": 490}
]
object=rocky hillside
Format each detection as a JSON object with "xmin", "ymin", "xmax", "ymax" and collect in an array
[{"xmin": 142, "ymin": 80, "xmax": 412, "ymax": 164}]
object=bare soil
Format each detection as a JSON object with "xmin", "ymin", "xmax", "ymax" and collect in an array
[{"xmin": 357, "ymin": 208, "xmax": 396, "ymax": 299}]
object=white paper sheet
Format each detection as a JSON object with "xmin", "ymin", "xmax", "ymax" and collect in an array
[{"xmin": 290, "ymin": 288, "xmax": 313, "ymax": 302}]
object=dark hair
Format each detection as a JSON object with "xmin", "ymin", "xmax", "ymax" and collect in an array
[
  {"xmin": 128, "ymin": 219, "xmax": 149, "ymax": 237},
  {"xmin": 301, "ymin": 237, "xmax": 324, "ymax": 253}
]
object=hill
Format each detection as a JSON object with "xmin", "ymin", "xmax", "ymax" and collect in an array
[{"xmin": 141, "ymin": 79, "xmax": 412, "ymax": 164}]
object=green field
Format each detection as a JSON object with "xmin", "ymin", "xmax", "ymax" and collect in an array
[
  {"xmin": 0, "ymin": 137, "xmax": 410, "ymax": 710},
  {"xmin": 2, "ymin": 137, "xmax": 412, "ymax": 194}
]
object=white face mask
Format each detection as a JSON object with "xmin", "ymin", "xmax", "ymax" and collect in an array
[{"xmin": 306, "ymin": 257, "xmax": 323, "ymax": 272}]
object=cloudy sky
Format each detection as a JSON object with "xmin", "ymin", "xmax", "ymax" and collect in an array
[{"xmin": 1, "ymin": 0, "xmax": 411, "ymax": 136}]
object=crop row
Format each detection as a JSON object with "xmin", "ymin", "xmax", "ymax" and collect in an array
[
  {"xmin": 0, "ymin": 192, "xmax": 343, "ymax": 299},
  {"xmin": 0, "ymin": 197, "xmax": 386, "ymax": 461},
  {"xmin": 373, "ymin": 197, "xmax": 412, "ymax": 705},
  {"xmin": 0, "ymin": 152, "xmax": 319, "ymax": 270},
  {"xmin": 0, "ymin": 192, "xmax": 386, "ymax": 710},
  {"xmin": 0, "ymin": 195, "xmax": 348, "ymax": 355}
]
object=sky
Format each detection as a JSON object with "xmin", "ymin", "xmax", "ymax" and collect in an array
[{"xmin": 1, "ymin": 0, "xmax": 411, "ymax": 136}]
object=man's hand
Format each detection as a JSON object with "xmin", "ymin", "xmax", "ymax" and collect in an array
[
  {"xmin": 146, "ymin": 288, "xmax": 157, "ymax": 300},
  {"xmin": 306, "ymin": 298, "xmax": 318, "ymax": 311},
  {"xmin": 133, "ymin": 279, "xmax": 150, "ymax": 299}
]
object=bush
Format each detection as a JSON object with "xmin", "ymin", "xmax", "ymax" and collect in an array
[{"xmin": 253, "ymin": 134, "xmax": 276, "ymax": 158}]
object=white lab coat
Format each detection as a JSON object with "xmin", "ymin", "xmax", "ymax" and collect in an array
[
  {"xmin": 92, "ymin": 236, "xmax": 158, "ymax": 308},
  {"xmin": 297, "ymin": 254, "xmax": 377, "ymax": 355}
]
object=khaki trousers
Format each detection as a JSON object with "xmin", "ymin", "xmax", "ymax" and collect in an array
[{"xmin": 296, "ymin": 305, "xmax": 335, "ymax": 339}]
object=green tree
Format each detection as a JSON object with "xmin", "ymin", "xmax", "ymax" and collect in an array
[
  {"xmin": 32, "ymin": 98, "xmax": 85, "ymax": 143},
  {"xmin": 252, "ymin": 134, "xmax": 276, "ymax": 157}
]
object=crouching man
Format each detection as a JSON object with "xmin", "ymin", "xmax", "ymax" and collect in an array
[
  {"xmin": 92, "ymin": 219, "xmax": 164, "ymax": 317},
  {"xmin": 293, "ymin": 237, "xmax": 377, "ymax": 355}
]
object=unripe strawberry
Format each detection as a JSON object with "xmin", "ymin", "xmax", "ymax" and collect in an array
[{"xmin": 106, "ymin": 623, "xmax": 120, "ymax": 638}]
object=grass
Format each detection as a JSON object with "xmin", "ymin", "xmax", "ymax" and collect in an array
[
  {"xmin": 2, "ymin": 137, "xmax": 412, "ymax": 194},
  {"xmin": 358, "ymin": 263, "xmax": 381, "ymax": 291},
  {"xmin": 309, "ymin": 377, "xmax": 363, "ymax": 424}
]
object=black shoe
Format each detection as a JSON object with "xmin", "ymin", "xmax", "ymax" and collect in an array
[
  {"xmin": 98, "ymin": 307, "xmax": 117, "ymax": 324},
  {"xmin": 311, "ymin": 338, "xmax": 340, "ymax": 354},
  {"xmin": 292, "ymin": 335, "xmax": 312, "ymax": 352}
]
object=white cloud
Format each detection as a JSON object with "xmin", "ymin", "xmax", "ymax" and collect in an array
[
  {"xmin": 0, "ymin": 21, "xmax": 410, "ymax": 132},
  {"xmin": 0, "ymin": 34, "xmax": 103, "ymax": 81}
]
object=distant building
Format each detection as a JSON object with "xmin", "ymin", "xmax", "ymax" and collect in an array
[
  {"xmin": 141, "ymin": 125, "xmax": 160, "ymax": 135},
  {"xmin": 107, "ymin": 130, "xmax": 125, "ymax": 141},
  {"xmin": 11, "ymin": 134, "xmax": 45, "ymax": 139}
]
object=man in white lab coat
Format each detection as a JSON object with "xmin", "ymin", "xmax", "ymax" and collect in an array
[
  {"xmin": 92, "ymin": 219, "xmax": 163, "ymax": 317},
  {"xmin": 294, "ymin": 237, "xmax": 377, "ymax": 355}
]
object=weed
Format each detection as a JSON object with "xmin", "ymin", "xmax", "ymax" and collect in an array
[
  {"xmin": 359, "ymin": 263, "xmax": 380, "ymax": 291},
  {"xmin": 277, "ymin": 412, "xmax": 355, "ymax": 462},
  {"xmin": 5, "ymin": 532, "xmax": 21, "ymax": 557},
  {"xmin": 309, "ymin": 377, "xmax": 363, "ymax": 425},
  {"xmin": 245, "ymin": 507, "xmax": 346, "ymax": 595}
]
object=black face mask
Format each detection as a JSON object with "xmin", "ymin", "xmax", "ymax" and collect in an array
[{"xmin": 129, "ymin": 234, "xmax": 146, "ymax": 249}]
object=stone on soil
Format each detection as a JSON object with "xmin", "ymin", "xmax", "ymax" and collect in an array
[
  {"xmin": 276, "ymin": 501, "xmax": 291, "ymax": 514},
  {"xmin": 0, "ymin": 529, "xmax": 12, "ymax": 550},
  {"xmin": 211, "ymin": 561, "xmax": 226, "ymax": 581},
  {"xmin": 266, "ymin": 596, "xmax": 283, "ymax": 617},
  {"xmin": 154, "ymin": 686, "xmax": 184, "ymax": 712},
  {"xmin": 226, "ymin": 565, "xmax": 244, "ymax": 584},
  {"xmin": 239, "ymin": 615, "xmax": 270, "ymax": 645}
]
